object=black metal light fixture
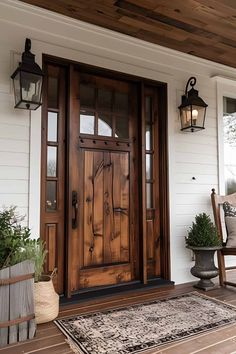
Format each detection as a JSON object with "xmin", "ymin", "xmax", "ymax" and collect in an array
[
  {"xmin": 178, "ymin": 77, "xmax": 208, "ymax": 132},
  {"xmin": 11, "ymin": 38, "xmax": 43, "ymax": 110}
]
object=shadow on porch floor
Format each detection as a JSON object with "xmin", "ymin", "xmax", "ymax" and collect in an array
[{"xmin": 1, "ymin": 271, "xmax": 236, "ymax": 354}]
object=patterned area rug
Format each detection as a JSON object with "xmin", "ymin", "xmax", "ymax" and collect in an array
[{"xmin": 55, "ymin": 292, "xmax": 236, "ymax": 354}]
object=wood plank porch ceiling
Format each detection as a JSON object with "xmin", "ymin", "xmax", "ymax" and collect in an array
[{"xmin": 21, "ymin": 0, "xmax": 236, "ymax": 69}]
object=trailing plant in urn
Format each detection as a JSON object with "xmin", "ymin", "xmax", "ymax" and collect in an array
[
  {"xmin": 186, "ymin": 213, "xmax": 222, "ymax": 291},
  {"xmin": 186, "ymin": 213, "xmax": 221, "ymax": 248}
]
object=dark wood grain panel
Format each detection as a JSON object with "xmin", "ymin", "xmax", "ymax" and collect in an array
[
  {"xmin": 47, "ymin": 224, "xmax": 57, "ymax": 272},
  {"xmin": 111, "ymin": 152, "xmax": 121, "ymax": 263},
  {"xmin": 79, "ymin": 263, "xmax": 132, "ymax": 289},
  {"xmin": 83, "ymin": 150, "xmax": 96, "ymax": 267},
  {"xmin": 93, "ymin": 151, "xmax": 104, "ymax": 264},
  {"xmin": 120, "ymin": 152, "xmax": 129, "ymax": 262},
  {"xmin": 103, "ymin": 152, "xmax": 114, "ymax": 264},
  {"xmin": 21, "ymin": 0, "xmax": 236, "ymax": 69}
]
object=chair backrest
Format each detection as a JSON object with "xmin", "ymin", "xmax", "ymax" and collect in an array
[{"xmin": 211, "ymin": 188, "xmax": 236, "ymax": 243}]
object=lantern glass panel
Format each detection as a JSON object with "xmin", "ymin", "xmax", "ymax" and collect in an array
[
  {"xmin": 21, "ymin": 71, "xmax": 42, "ymax": 103},
  {"xmin": 180, "ymin": 106, "xmax": 192, "ymax": 129},
  {"xmin": 13, "ymin": 71, "xmax": 21, "ymax": 107},
  {"xmin": 191, "ymin": 105, "xmax": 206, "ymax": 127}
]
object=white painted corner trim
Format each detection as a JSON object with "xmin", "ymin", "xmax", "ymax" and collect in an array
[
  {"xmin": 212, "ymin": 75, "xmax": 236, "ymax": 87},
  {"xmin": 215, "ymin": 76, "xmax": 236, "ymax": 195}
]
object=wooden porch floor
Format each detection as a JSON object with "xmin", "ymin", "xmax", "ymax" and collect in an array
[{"xmin": 1, "ymin": 272, "xmax": 236, "ymax": 354}]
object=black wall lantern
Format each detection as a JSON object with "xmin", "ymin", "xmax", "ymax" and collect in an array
[
  {"xmin": 178, "ymin": 77, "xmax": 208, "ymax": 132},
  {"xmin": 11, "ymin": 38, "xmax": 43, "ymax": 110}
]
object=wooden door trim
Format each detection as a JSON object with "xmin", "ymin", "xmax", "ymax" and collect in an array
[{"xmin": 41, "ymin": 55, "xmax": 170, "ymax": 296}]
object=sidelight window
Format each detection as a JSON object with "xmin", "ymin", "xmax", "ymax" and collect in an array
[{"xmin": 223, "ymin": 97, "xmax": 236, "ymax": 194}]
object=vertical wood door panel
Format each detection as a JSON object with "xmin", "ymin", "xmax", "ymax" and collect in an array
[{"xmin": 83, "ymin": 150, "xmax": 130, "ymax": 269}]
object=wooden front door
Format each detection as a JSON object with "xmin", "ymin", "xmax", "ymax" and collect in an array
[
  {"xmin": 67, "ymin": 70, "xmax": 139, "ymax": 293},
  {"xmin": 41, "ymin": 59, "xmax": 170, "ymax": 297}
]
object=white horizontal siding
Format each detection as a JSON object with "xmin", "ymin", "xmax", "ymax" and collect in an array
[
  {"xmin": 0, "ymin": 166, "xmax": 28, "ymax": 179},
  {"xmin": 0, "ymin": 41, "xmax": 30, "ymax": 219},
  {"xmin": 0, "ymin": 193, "xmax": 28, "ymax": 207},
  {"xmin": 0, "ymin": 151, "xmax": 29, "ymax": 167}
]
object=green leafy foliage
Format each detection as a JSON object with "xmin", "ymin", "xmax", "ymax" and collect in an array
[
  {"xmin": 186, "ymin": 213, "xmax": 221, "ymax": 248},
  {"xmin": 0, "ymin": 207, "xmax": 47, "ymax": 281},
  {"xmin": 13, "ymin": 239, "xmax": 48, "ymax": 282},
  {"xmin": 0, "ymin": 207, "xmax": 31, "ymax": 268}
]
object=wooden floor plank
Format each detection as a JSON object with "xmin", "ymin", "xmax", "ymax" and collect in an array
[
  {"xmin": 1, "ymin": 273, "xmax": 236, "ymax": 354},
  {"xmin": 153, "ymin": 324, "xmax": 236, "ymax": 353},
  {"xmin": 26, "ymin": 343, "xmax": 73, "ymax": 354}
]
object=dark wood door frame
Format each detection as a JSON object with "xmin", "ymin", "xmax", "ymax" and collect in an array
[{"xmin": 41, "ymin": 54, "xmax": 170, "ymax": 298}]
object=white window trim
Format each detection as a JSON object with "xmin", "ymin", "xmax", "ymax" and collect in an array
[{"xmin": 214, "ymin": 76, "xmax": 236, "ymax": 195}]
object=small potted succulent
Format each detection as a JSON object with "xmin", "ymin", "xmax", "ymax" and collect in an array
[{"xmin": 186, "ymin": 213, "xmax": 222, "ymax": 291}]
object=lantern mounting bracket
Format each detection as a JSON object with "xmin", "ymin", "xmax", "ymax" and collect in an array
[{"xmin": 185, "ymin": 76, "xmax": 196, "ymax": 96}]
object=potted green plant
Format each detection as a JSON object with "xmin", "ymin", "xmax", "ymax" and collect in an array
[
  {"xmin": 186, "ymin": 213, "xmax": 222, "ymax": 291},
  {"xmin": 21, "ymin": 239, "xmax": 59, "ymax": 324},
  {"xmin": 0, "ymin": 207, "xmax": 36, "ymax": 346}
]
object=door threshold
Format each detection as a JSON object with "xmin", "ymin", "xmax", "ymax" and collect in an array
[{"xmin": 60, "ymin": 278, "xmax": 174, "ymax": 305}]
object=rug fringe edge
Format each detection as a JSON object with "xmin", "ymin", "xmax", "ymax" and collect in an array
[{"xmin": 66, "ymin": 338, "xmax": 85, "ymax": 354}]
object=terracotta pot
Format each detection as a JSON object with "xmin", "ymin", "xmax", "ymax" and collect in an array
[{"xmin": 34, "ymin": 275, "xmax": 59, "ymax": 324}]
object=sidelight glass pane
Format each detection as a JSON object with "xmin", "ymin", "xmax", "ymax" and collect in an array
[
  {"xmin": 46, "ymin": 181, "xmax": 57, "ymax": 211},
  {"xmin": 98, "ymin": 113, "xmax": 112, "ymax": 136},
  {"xmin": 114, "ymin": 92, "xmax": 128, "ymax": 115},
  {"xmin": 115, "ymin": 115, "xmax": 129, "ymax": 139},
  {"xmin": 80, "ymin": 84, "xmax": 95, "ymax": 108},
  {"xmin": 80, "ymin": 111, "xmax": 95, "ymax": 134},
  {"xmin": 146, "ymin": 183, "xmax": 153, "ymax": 209},
  {"xmin": 98, "ymin": 88, "xmax": 112, "ymax": 111},
  {"xmin": 48, "ymin": 77, "xmax": 58, "ymax": 109},
  {"xmin": 47, "ymin": 112, "xmax": 58, "ymax": 142},
  {"xmin": 146, "ymin": 154, "xmax": 153, "ymax": 180},
  {"xmin": 146, "ymin": 124, "xmax": 152, "ymax": 151},
  {"xmin": 223, "ymin": 97, "xmax": 236, "ymax": 194},
  {"xmin": 47, "ymin": 146, "xmax": 57, "ymax": 177}
]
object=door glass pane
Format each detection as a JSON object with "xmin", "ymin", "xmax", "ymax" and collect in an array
[
  {"xmin": 98, "ymin": 88, "xmax": 112, "ymax": 111},
  {"xmin": 80, "ymin": 84, "xmax": 95, "ymax": 108},
  {"xmin": 47, "ymin": 112, "xmax": 58, "ymax": 142},
  {"xmin": 146, "ymin": 183, "xmax": 153, "ymax": 209},
  {"xmin": 114, "ymin": 92, "xmax": 128, "ymax": 115},
  {"xmin": 146, "ymin": 124, "xmax": 152, "ymax": 150},
  {"xmin": 48, "ymin": 77, "xmax": 58, "ymax": 109},
  {"xmin": 46, "ymin": 181, "xmax": 57, "ymax": 211},
  {"xmin": 223, "ymin": 97, "xmax": 236, "ymax": 194},
  {"xmin": 115, "ymin": 115, "xmax": 129, "ymax": 138},
  {"xmin": 80, "ymin": 111, "xmax": 95, "ymax": 134},
  {"xmin": 47, "ymin": 146, "xmax": 57, "ymax": 177},
  {"xmin": 146, "ymin": 154, "xmax": 153, "ymax": 180},
  {"xmin": 98, "ymin": 113, "xmax": 112, "ymax": 136}
]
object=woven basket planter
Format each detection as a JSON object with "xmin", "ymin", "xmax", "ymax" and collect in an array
[{"xmin": 34, "ymin": 275, "xmax": 59, "ymax": 324}]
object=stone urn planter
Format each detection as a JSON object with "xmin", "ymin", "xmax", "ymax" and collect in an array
[
  {"xmin": 185, "ymin": 213, "xmax": 222, "ymax": 291},
  {"xmin": 187, "ymin": 246, "xmax": 222, "ymax": 291}
]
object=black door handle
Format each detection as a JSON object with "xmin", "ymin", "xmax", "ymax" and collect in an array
[{"xmin": 72, "ymin": 191, "xmax": 78, "ymax": 229}]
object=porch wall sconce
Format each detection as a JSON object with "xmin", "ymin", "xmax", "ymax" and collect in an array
[
  {"xmin": 11, "ymin": 38, "xmax": 43, "ymax": 110},
  {"xmin": 178, "ymin": 77, "xmax": 208, "ymax": 132}
]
